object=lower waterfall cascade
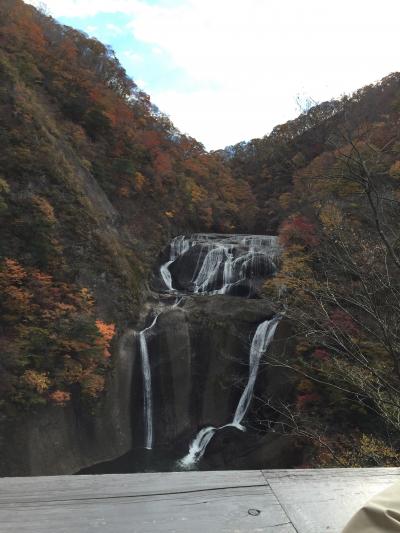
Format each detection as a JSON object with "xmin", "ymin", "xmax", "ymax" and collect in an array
[
  {"xmin": 179, "ymin": 315, "xmax": 281, "ymax": 468},
  {"xmin": 134, "ymin": 233, "xmax": 283, "ymax": 470}
]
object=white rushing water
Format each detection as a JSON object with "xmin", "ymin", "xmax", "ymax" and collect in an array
[
  {"xmin": 147, "ymin": 234, "xmax": 280, "ymax": 453},
  {"xmin": 160, "ymin": 235, "xmax": 191, "ymax": 290},
  {"xmin": 179, "ymin": 315, "xmax": 281, "ymax": 468},
  {"xmin": 138, "ymin": 314, "xmax": 159, "ymax": 450},
  {"xmin": 160, "ymin": 234, "xmax": 280, "ymax": 295},
  {"xmin": 232, "ymin": 317, "xmax": 280, "ymax": 428}
]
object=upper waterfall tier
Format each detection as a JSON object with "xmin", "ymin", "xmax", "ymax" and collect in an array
[{"xmin": 159, "ymin": 234, "xmax": 280, "ymax": 297}]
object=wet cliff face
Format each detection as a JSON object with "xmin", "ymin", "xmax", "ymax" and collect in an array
[
  {"xmin": 123, "ymin": 234, "xmax": 298, "ymax": 472},
  {"xmin": 158, "ymin": 234, "xmax": 280, "ymax": 297},
  {"xmin": 1, "ymin": 234, "xmax": 297, "ymax": 476},
  {"xmin": 146, "ymin": 296, "xmax": 274, "ymax": 448}
]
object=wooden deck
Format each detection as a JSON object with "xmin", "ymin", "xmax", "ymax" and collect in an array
[{"xmin": 1, "ymin": 467, "xmax": 400, "ymax": 532}]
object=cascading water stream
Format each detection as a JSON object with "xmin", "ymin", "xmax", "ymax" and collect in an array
[
  {"xmin": 159, "ymin": 234, "xmax": 280, "ymax": 295},
  {"xmin": 179, "ymin": 315, "xmax": 281, "ymax": 468},
  {"xmin": 160, "ymin": 235, "xmax": 191, "ymax": 290},
  {"xmin": 138, "ymin": 314, "xmax": 159, "ymax": 450},
  {"xmin": 143, "ymin": 234, "xmax": 281, "ymax": 453},
  {"xmin": 232, "ymin": 317, "xmax": 280, "ymax": 428}
]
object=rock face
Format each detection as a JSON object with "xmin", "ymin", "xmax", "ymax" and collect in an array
[
  {"xmin": 159, "ymin": 234, "xmax": 280, "ymax": 296},
  {"xmin": 0, "ymin": 330, "xmax": 136, "ymax": 476},
  {"xmin": 0, "ymin": 233, "xmax": 297, "ymax": 476},
  {"xmin": 126, "ymin": 234, "xmax": 296, "ymax": 471},
  {"xmin": 144, "ymin": 296, "xmax": 275, "ymax": 452}
]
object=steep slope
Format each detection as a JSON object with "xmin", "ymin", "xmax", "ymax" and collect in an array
[
  {"xmin": 0, "ymin": 0, "xmax": 260, "ymax": 417},
  {"xmin": 2, "ymin": 0, "xmax": 400, "ymax": 474},
  {"xmin": 0, "ymin": 0, "xmax": 261, "ymax": 474},
  {"xmin": 225, "ymin": 74, "xmax": 400, "ymax": 467}
]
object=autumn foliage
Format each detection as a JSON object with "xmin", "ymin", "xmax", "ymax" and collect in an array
[{"xmin": 0, "ymin": 257, "xmax": 115, "ymax": 411}]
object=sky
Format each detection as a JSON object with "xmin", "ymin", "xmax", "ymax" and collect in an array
[{"xmin": 27, "ymin": 0, "xmax": 400, "ymax": 150}]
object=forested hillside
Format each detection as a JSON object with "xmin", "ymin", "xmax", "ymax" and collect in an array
[
  {"xmin": 1, "ymin": 0, "xmax": 400, "ymax": 469},
  {"xmin": 225, "ymin": 74, "xmax": 400, "ymax": 466},
  {"xmin": 0, "ymin": 0, "xmax": 256, "ymax": 416}
]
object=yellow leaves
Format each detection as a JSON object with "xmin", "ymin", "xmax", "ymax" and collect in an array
[
  {"xmin": 21, "ymin": 370, "xmax": 50, "ymax": 393},
  {"xmin": 319, "ymin": 203, "xmax": 343, "ymax": 233},
  {"xmin": 164, "ymin": 210, "xmax": 175, "ymax": 218},
  {"xmin": 264, "ymin": 244, "xmax": 318, "ymax": 303},
  {"xmin": 0, "ymin": 176, "xmax": 10, "ymax": 194},
  {"xmin": 134, "ymin": 171, "xmax": 146, "ymax": 192},
  {"xmin": 81, "ymin": 374, "xmax": 105, "ymax": 398},
  {"xmin": 278, "ymin": 192, "xmax": 293, "ymax": 210},
  {"xmin": 80, "ymin": 287, "xmax": 94, "ymax": 307},
  {"xmin": 31, "ymin": 195, "xmax": 56, "ymax": 223},
  {"xmin": 389, "ymin": 160, "xmax": 400, "ymax": 179},
  {"xmin": 359, "ymin": 434, "xmax": 400, "ymax": 464},
  {"xmin": 190, "ymin": 182, "xmax": 208, "ymax": 204}
]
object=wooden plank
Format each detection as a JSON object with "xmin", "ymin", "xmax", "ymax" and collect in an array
[
  {"xmin": 2, "ymin": 468, "xmax": 400, "ymax": 532},
  {"xmin": 0, "ymin": 470, "xmax": 267, "ymax": 504},
  {"xmin": 0, "ymin": 471, "xmax": 296, "ymax": 533},
  {"xmin": 263, "ymin": 468, "xmax": 400, "ymax": 533}
]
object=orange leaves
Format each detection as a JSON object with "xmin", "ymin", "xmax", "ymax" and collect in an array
[
  {"xmin": 154, "ymin": 152, "xmax": 172, "ymax": 177},
  {"xmin": 32, "ymin": 195, "xmax": 56, "ymax": 222},
  {"xmin": 2, "ymin": 258, "xmax": 27, "ymax": 283},
  {"xmin": 96, "ymin": 320, "xmax": 116, "ymax": 358},
  {"xmin": 49, "ymin": 390, "xmax": 71, "ymax": 406},
  {"xmin": 141, "ymin": 130, "xmax": 161, "ymax": 151},
  {"xmin": 0, "ymin": 255, "xmax": 112, "ymax": 407},
  {"xmin": 59, "ymin": 40, "xmax": 77, "ymax": 62}
]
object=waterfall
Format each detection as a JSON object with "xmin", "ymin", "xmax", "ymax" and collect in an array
[
  {"xmin": 233, "ymin": 316, "xmax": 280, "ymax": 428},
  {"xmin": 138, "ymin": 314, "xmax": 159, "ymax": 450},
  {"xmin": 179, "ymin": 315, "xmax": 281, "ymax": 468},
  {"xmin": 160, "ymin": 235, "xmax": 191, "ymax": 290},
  {"xmin": 179, "ymin": 426, "xmax": 218, "ymax": 467},
  {"xmin": 193, "ymin": 246, "xmax": 227, "ymax": 293},
  {"xmin": 218, "ymin": 249, "xmax": 234, "ymax": 294},
  {"xmin": 159, "ymin": 233, "xmax": 280, "ymax": 295},
  {"xmin": 145, "ymin": 233, "xmax": 281, "ymax": 457}
]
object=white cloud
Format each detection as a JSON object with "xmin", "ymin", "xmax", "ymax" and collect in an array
[
  {"xmin": 27, "ymin": 0, "xmax": 400, "ymax": 149},
  {"xmin": 124, "ymin": 0, "xmax": 400, "ymax": 148},
  {"xmin": 84, "ymin": 25, "xmax": 97, "ymax": 34},
  {"xmin": 106, "ymin": 23, "xmax": 124, "ymax": 35},
  {"xmin": 122, "ymin": 50, "xmax": 144, "ymax": 63},
  {"xmin": 27, "ymin": 0, "xmax": 138, "ymax": 17}
]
